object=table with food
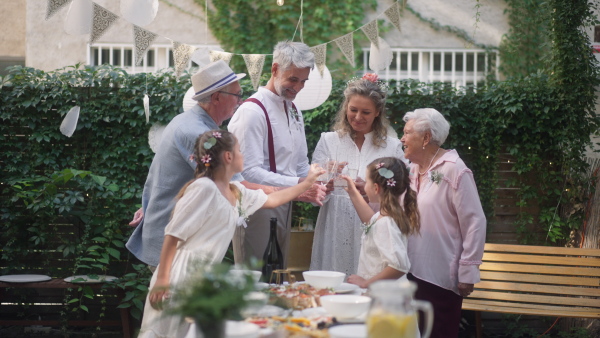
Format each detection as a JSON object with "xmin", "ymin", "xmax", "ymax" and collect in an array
[{"xmin": 225, "ymin": 270, "xmax": 427, "ymax": 338}]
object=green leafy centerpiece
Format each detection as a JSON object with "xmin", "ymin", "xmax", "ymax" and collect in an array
[{"xmin": 168, "ymin": 261, "xmax": 258, "ymax": 338}]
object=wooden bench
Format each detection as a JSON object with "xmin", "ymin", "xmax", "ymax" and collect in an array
[
  {"xmin": 462, "ymin": 243, "xmax": 600, "ymax": 338},
  {"xmin": 0, "ymin": 278, "xmax": 132, "ymax": 337}
]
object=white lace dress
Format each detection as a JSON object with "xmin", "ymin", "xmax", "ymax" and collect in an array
[
  {"xmin": 309, "ymin": 131, "xmax": 405, "ymax": 274},
  {"xmin": 139, "ymin": 178, "xmax": 267, "ymax": 338},
  {"xmin": 357, "ymin": 212, "xmax": 410, "ymax": 280}
]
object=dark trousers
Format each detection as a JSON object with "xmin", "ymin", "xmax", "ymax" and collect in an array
[{"xmin": 408, "ymin": 273, "xmax": 463, "ymax": 338}]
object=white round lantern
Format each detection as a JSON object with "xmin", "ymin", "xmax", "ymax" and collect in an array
[
  {"xmin": 369, "ymin": 37, "xmax": 393, "ymax": 72},
  {"xmin": 121, "ymin": 0, "xmax": 159, "ymax": 27},
  {"xmin": 64, "ymin": 0, "xmax": 93, "ymax": 35},
  {"xmin": 148, "ymin": 123, "xmax": 166, "ymax": 153},
  {"xmin": 293, "ymin": 66, "xmax": 332, "ymax": 111},
  {"xmin": 182, "ymin": 87, "xmax": 197, "ymax": 112}
]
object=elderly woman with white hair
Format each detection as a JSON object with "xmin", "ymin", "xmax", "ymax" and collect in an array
[{"xmin": 400, "ymin": 108, "xmax": 486, "ymax": 338}]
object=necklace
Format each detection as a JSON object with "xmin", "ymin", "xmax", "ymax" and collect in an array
[{"xmin": 418, "ymin": 147, "xmax": 441, "ymax": 176}]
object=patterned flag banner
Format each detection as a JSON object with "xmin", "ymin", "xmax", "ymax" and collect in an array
[
  {"xmin": 209, "ymin": 50, "xmax": 234, "ymax": 65},
  {"xmin": 334, "ymin": 32, "xmax": 355, "ymax": 67},
  {"xmin": 172, "ymin": 41, "xmax": 197, "ymax": 78},
  {"xmin": 133, "ymin": 25, "xmax": 158, "ymax": 66},
  {"xmin": 90, "ymin": 3, "xmax": 118, "ymax": 44},
  {"xmin": 385, "ymin": 1, "xmax": 402, "ymax": 32},
  {"xmin": 46, "ymin": 0, "xmax": 72, "ymax": 20},
  {"xmin": 361, "ymin": 20, "xmax": 379, "ymax": 49},
  {"xmin": 310, "ymin": 44, "xmax": 327, "ymax": 78},
  {"xmin": 242, "ymin": 54, "xmax": 266, "ymax": 90}
]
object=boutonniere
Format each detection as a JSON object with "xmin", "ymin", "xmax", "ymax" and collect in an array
[
  {"xmin": 289, "ymin": 105, "xmax": 300, "ymax": 122},
  {"xmin": 429, "ymin": 170, "xmax": 444, "ymax": 185},
  {"xmin": 236, "ymin": 193, "xmax": 250, "ymax": 228},
  {"xmin": 362, "ymin": 219, "xmax": 376, "ymax": 235}
]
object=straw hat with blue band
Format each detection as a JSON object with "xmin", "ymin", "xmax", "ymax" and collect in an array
[{"xmin": 191, "ymin": 60, "xmax": 246, "ymax": 101}]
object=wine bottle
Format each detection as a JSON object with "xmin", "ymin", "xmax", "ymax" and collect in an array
[{"xmin": 262, "ymin": 217, "xmax": 283, "ymax": 283}]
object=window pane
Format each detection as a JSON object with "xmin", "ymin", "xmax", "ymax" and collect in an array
[
  {"xmin": 124, "ymin": 50, "xmax": 132, "ymax": 67},
  {"xmin": 92, "ymin": 48, "xmax": 99, "ymax": 66},
  {"xmin": 147, "ymin": 50, "xmax": 155, "ymax": 67},
  {"xmin": 112, "ymin": 49, "xmax": 121, "ymax": 66},
  {"xmin": 169, "ymin": 50, "xmax": 174, "ymax": 68},
  {"xmin": 433, "ymin": 52, "xmax": 441, "ymax": 71},
  {"xmin": 101, "ymin": 49, "xmax": 110, "ymax": 65}
]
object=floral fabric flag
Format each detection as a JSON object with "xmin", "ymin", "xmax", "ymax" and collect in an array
[
  {"xmin": 385, "ymin": 1, "xmax": 402, "ymax": 32},
  {"xmin": 172, "ymin": 41, "xmax": 197, "ymax": 78},
  {"xmin": 46, "ymin": 0, "xmax": 72, "ymax": 20},
  {"xmin": 90, "ymin": 3, "xmax": 118, "ymax": 44},
  {"xmin": 133, "ymin": 25, "xmax": 158, "ymax": 66},
  {"xmin": 361, "ymin": 20, "xmax": 379, "ymax": 49},
  {"xmin": 209, "ymin": 50, "xmax": 234, "ymax": 65},
  {"xmin": 242, "ymin": 54, "xmax": 266, "ymax": 90},
  {"xmin": 334, "ymin": 32, "xmax": 355, "ymax": 67},
  {"xmin": 310, "ymin": 44, "xmax": 327, "ymax": 78}
]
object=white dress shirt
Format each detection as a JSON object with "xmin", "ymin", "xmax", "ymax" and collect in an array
[{"xmin": 228, "ymin": 87, "xmax": 310, "ymax": 186}]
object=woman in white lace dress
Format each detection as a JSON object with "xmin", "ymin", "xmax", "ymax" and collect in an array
[{"xmin": 310, "ymin": 74, "xmax": 407, "ymax": 275}]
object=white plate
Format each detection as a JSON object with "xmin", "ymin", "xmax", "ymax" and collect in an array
[
  {"xmin": 328, "ymin": 324, "xmax": 367, "ymax": 338},
  {"xmin": 64, "ymin": 275, "xmax": 117, "ymax": 284},
  {"xmin": 335, "ymin": 283, "xmax": 360, "ymax": 294},
  {"xmin": 254, "ymin": 282, "xmax": 269, "ymax": 290},
  {"xmin": 0, "ymin": 274, "xmax": 52, "ymax": 283}
]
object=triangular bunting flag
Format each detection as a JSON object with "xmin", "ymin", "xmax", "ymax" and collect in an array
[
  {"xmin": 310, "ymin": 44, "xmax": 327, "ymax": 78},
  {"xmin": 133, "ymin": 25, "xmax": 158, "ymax": 66},
  {"xmin": 209, "ymin": 50, "xmax": 234, "ymax": 65},
  {"xmin": 46, "ymin": 0, "xmax": 72, "ymax": 20},
  {"xmin": 90, "ymin": 3, "xmax": 118, "ymax": 44},
  {"xmin": 384, "ymin": 1, "xmax": 402, "ymax": 32},
  {"xmin": 242, "ymin": 54, "xmax": 266, "ymax": 90},
  {"xmin": 171, "ymin": 41, "xmax": 197, "ymax": 78},
  {"xmin": 361, "ymin": 20, "xmax": 379, "ymax": 49},
  {"xmin": 334, "ymin": 32, "xmax": 355, "ymax": 67}
]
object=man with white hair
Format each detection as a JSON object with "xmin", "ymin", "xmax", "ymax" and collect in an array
[{"xmin": 228, "ymin": 41, "xmax": 320, "ymax": 267}]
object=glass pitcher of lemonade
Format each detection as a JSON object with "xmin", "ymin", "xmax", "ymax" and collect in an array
[{"xmin": 366, "ymin": 279, "xmax": 433, "ymax": 338}]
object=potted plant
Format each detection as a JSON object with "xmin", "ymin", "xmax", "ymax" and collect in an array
[{"xmin": 168, "ymin": 261, "xmax": 258, "ymax": 338}]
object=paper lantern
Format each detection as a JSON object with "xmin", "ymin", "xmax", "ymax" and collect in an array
[
  {"xmin": 294, "ymin": 66, "xmax": 332, "ymax": 111},
  {"xmin": 64, "ymin": 0, "xmax": 93, "ymax": 35},
  {"xmin": 369, "ymin": 37, "xmax": 393, "ymax": 72},
  {"xmin": 182, "ymin": 86, "xmax": 197, "ymax": 112},
  {"xmin": 148, "ymin": 123, "xmax": 166, "ymax": 153},
  {"xmin": 121, "ymin": 0, "xmax": 158, "ymax": 27}
]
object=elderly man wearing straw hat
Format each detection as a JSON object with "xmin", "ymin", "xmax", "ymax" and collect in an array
[{"xmin": 126, "ymin": 60, "xmax": 326, "ymax": 270}]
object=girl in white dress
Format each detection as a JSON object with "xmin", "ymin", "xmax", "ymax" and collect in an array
[
  {"xmin": 341, "ymin": 156, "xmax": 420, "ymax": 288},
  {"xmin": 139, "ymin": 130, "xmax": 324, "ymax": 338},
  {"xmin": 310, "ymin": 74, "xmax": 406, "ymax": 275}
]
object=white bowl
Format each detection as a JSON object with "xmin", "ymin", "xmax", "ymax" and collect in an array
[
  {"xmin": 328, "ymin": 324, "xmax": 367, "ymax": 338},
  {"xmin": 302, "ymin": 270, "xmax": 345, "ymax": 289},
  {"xmin": 225, "ymin": 320, "xmax": 260, "ymax": 338},
  {"xmin": 320, "ymin": 295, "xmax": 371, "ymax": 319},
  {"xmin": 230, "ymin": 269, "xmax": 262, "ymax": 284}
]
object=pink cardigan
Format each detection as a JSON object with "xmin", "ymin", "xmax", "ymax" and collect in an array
[{"xmin": 407, "ymin": 149, "xmax": 486, "ymax": 295}]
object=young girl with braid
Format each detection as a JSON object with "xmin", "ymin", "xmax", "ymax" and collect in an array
[
  {"xmin": 139, "ymin": 129, "xmax": 324, "ymax": 337},
  {"xmin": 341, "ymin": 156, "xmax": 420, "ymax": 288}
]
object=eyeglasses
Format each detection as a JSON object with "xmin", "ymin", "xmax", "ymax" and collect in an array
[{"xmin": 218, "ymin": 91, "xmax": 244, "ymax": 101}]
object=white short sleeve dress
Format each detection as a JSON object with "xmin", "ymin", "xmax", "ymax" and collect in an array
[{"xmin": 139, "ymin": 177, "xmax": 268, "ymax": 338}]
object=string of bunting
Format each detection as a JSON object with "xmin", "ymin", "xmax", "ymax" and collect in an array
[{"xmin": 46, "ymin": 0, "xmax": 406, "ymax": 87}]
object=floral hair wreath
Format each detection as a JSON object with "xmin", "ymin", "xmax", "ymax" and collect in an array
[
  {"xmin": 375, "ymin": 162, "xmax": 396, "ymax": 186},
  {"xmin": 347, "ymin": 73, "xmax": 389, "ymax": 93},
  {"xmin": 200, "ymin": 131, "xmax": 223, "ymax": 166}
]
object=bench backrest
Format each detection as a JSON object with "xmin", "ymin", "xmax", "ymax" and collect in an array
[{"xmin": 462, "ymin": 243, "xmax": 600, "ymax": 318}]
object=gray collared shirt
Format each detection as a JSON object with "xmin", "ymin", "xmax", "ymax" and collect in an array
[{"xmin": 126, "ymin": 104, "xmax": 242, "ymax": 266}]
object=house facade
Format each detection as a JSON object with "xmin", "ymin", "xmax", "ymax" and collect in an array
[{"xmin": 5, "ymin": 0, "xmax": 511, "ymax": 85}]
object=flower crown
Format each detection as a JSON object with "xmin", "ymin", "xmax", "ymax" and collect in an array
[
  {"xmin": 200, "ymin": 131, "xmax": 222, "ymax": 167},
  {"xmin": 347, "ymin": 73, "xmax": 389, "ymax": 94},
  {"xmin": 375, "ymin": 162, "xmax": 396, "ymax": 187}
]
